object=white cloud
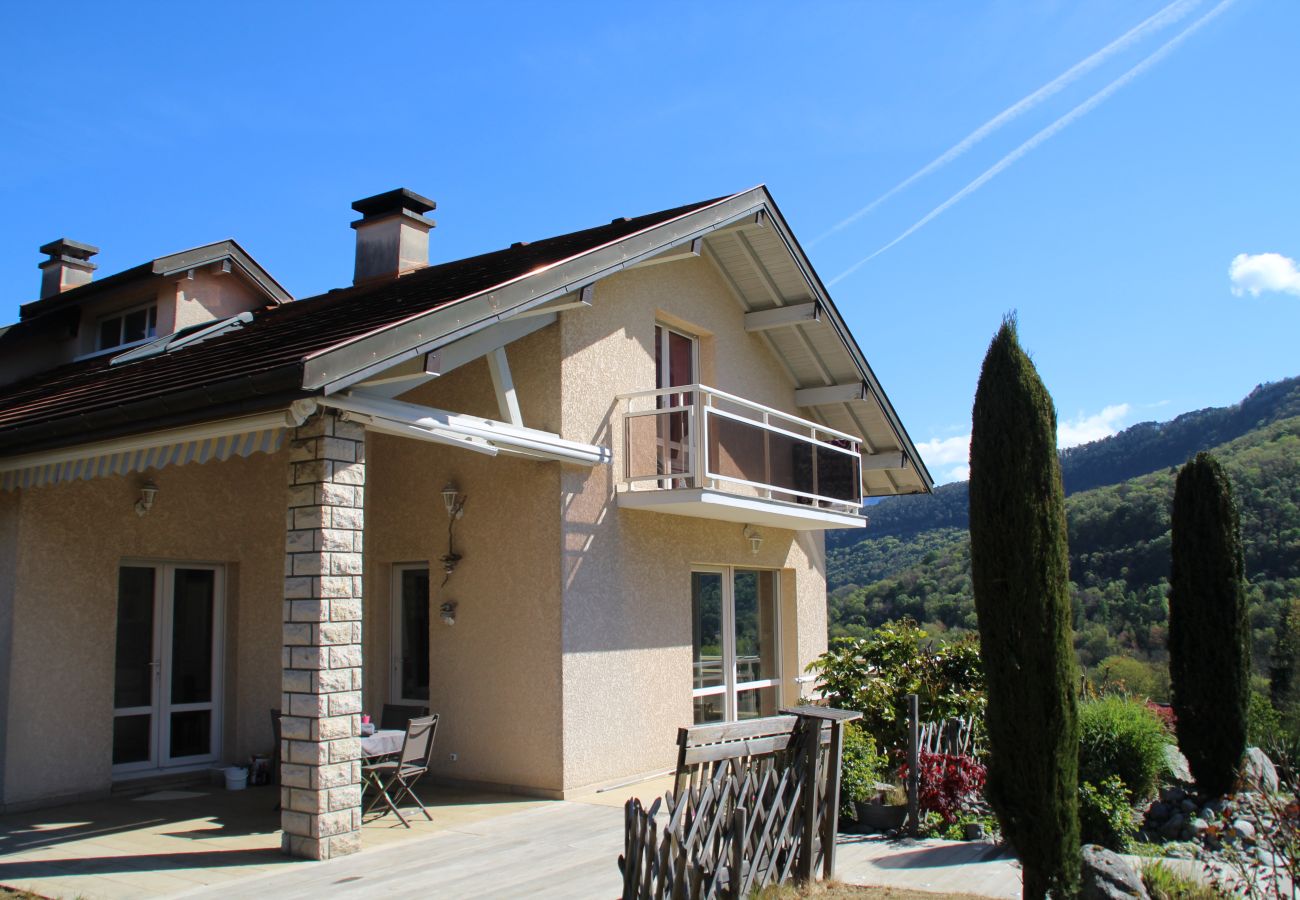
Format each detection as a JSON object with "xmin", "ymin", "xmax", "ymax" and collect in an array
[
  {"xmin": 1058, "ymin": 403, "xmax": 1131, "ymax": 449},
  {"xmin": 917, "ymin": 403, "xmax": 1131, "ymax": 485},
  {"xmin": 1229, "ymin": 252, "xmax": 1300, "ymax": 297}
]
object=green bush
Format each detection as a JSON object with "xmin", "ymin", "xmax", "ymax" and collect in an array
[
  {"xmin": 838, "ymin": 722, "xmax": 889, "ymax": 819},
  {"xmin": 1078, "ymin": 776, "xmax": 1138, "ymax": 851},
  {"xmin": 808, "ymin": 620, "xmax": 984, "ymax": 758},
  {"xmin": 1078, "ymin": 696, "xmax": 1170, "ymax": 802}
]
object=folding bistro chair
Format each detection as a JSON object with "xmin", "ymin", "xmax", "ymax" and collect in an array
[{"xmin": 362, "ymin": 714, "xmax": 438, "ymax": 827}]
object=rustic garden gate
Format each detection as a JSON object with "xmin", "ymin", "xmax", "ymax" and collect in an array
[{"xmin": 620, "ymin": 706, "xmax": 860, "ymax": 899}]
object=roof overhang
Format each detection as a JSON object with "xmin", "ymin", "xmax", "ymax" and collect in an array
[
  {"xmin": 303, "ymin": 186, "xmax": 932, "ymax": 496},
  {"xmin": 617, "ymin": 488, "xmax": 867, "ymax": 531}
]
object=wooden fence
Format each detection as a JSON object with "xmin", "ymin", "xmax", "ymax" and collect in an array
[
  {"xmin": 917, "ymin": 715, "xmax": 983, "ymax": 758},
  {"xmin": 619, "ymin": 706, "xmax": 860, "ymax": 899}
]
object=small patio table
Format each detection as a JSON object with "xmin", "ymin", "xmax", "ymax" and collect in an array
[{"xmin": 360, "ymin": 728, "xmax": 404, "ymax": 759}]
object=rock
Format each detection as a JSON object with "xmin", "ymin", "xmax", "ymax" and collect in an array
[
  {"xmin": 1146, "ymin": 801, "xmax": 1171, "ymax": 823},
  {"xmin": 1162, "ymin": 786, "xmax": 1186, "ymax": 804},
  {"xmin": 1179, "ymin": 798, "xmax": 1196, "ymax": 814},
  {"xmin": 1240, "ymin": 747, "xmax": 1280, "ymax": 794},
  {"xmin": 1190, "ymin": 817, "xmax": 1209, "ymax": 835},
  {"xmin": 1159, "ymin": 813, "xmax": 1186, "ymax": 840},
  {"xmin": 1207, "ymin": 798, "xmax": 1228, "ymax": 814},
  {"xmin": 1199, "ymin": 806, "xmax": 1214, "ymax": 821},
  {"xmin": 1231, "ymin": 818, "xmax": 1256, "ymax": 840},
  {"xmin": 1164, "ymin": 745, "xmax": 1194, "ymax": 783},
  {"xmin": 1081, "ymin": 844, "xmax": 1150, "ymax": 900}
]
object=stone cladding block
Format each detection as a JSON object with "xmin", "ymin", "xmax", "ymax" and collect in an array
[{"xmin": 281, "ymin": 411, "xmax": 365, "ymax": 860}]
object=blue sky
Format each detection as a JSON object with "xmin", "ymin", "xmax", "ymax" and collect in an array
[{"xmin": 2, "ymin": 1, "xmax": 1296, "ymax": 483}]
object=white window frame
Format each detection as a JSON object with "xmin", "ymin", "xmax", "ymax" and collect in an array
[
  {"xmin": 97, "ymin": 301, "xmax": 158, "ymax": 351},
  {"xmin": 112, "ymin": 560, "xmax": 225, "ymax": 778},
  {"xmin": 691, "ymin": 565, "xmax": 782, "ymax": 722},
  {"xmin": 390, "ymin": 563, "xmax": 431, "ymax": 705}
]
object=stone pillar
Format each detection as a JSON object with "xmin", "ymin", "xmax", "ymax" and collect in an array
[{"xmin": 280, "ymin": 410, "xmax": 366, "ymax": 860}]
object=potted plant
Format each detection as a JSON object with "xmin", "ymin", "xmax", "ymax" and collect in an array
[{"xmin": 839, "ymin": 723, "xmax": 906, "ymax": 831}]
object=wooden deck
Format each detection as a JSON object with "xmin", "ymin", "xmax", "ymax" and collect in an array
[{"xmin": 0, "ymin": 777, "xmax": 1030, "ymax": 899}]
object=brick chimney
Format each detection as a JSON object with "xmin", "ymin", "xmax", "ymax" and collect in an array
[
  {"xmin": 350, "ymin": 188, "xmax": 436, "ymax": 284},
  {"xmin": 39, "ymin": 238, "xmax": 99, "ymax": 298}
]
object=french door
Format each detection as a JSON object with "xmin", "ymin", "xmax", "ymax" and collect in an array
[
  {"xmin": 112, "ymin": 563, "xmax": 224, "ymax": 775},
  {"xmin": 691, "ymin": 567, "xmax": 781, "ymax": 723},
  {"xmin": 391, "ymin": 565, "xmax": 430, "ymax": 705},
  {"xmin": 654, "ymin": 324, "xmax": 697, "ymax": 482}
]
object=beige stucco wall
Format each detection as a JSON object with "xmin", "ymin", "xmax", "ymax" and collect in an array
[
  {"xmin": 0, "ymin": 449, "xmax": 286, "ymax": 808},
  {"xmin": 366, "ymin": 324, "xmax": 566, "ymax": 793},
  {"xmin": 557, "ymin": 257, "xmax": 829, "ymax": 791}
]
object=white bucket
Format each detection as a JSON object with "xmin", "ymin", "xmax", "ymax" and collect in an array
[{"xmin": 224, "ymin": 766, "xmax": 249, "ymax": 791}]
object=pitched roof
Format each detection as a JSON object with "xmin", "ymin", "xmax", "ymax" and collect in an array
[{"xmin": 0, "ymin": 196, "xmax": 728, "ymax": 454}]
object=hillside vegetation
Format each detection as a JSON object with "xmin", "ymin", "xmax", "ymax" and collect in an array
[{"xmin": 828, "ymin": 378, "xmax": 1300, "ymax": 687}]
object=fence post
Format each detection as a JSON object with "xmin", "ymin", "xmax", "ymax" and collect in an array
[
  {"xmin": 797, "ymin": 717, "xmax": 820, "ymax": 882},
  {"xmin": 907, "ymin": 693, "xmax": 920, "ymax": 837},
  {"xmin": 821, "ymin": 717, "xmax": 846, "ymax": 881}
]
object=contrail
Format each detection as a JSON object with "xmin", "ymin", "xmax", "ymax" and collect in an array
[
  {"xmin": 828, "ymin": 0, "xmax": 1237, "ymax": 285},
  {"xmin": 810, "ymin": 0, "xmax": 1203, "ymax": 246}
]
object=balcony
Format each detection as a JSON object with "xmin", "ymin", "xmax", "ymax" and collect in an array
[{"xmin": 616, "ymin": 384, "xmax": 866, "ymax": 531}]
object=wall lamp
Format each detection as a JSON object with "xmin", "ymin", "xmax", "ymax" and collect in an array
[
  {"xmin": 441, "ymin": 482, "xmax": 465, "ymax": 519},
  {"xmin": 135, "ymin": 480, "xmax": 159, "ymax": 517},
  {"xmin": 743, "ymin": 524, "xmax": 763, "ymax": 556},
  {"xmin": 440, "ymin": 601, "xmax": 457, "ymax": 626}
]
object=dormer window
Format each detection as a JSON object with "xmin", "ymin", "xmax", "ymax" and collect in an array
[{"xmin": 99, "ymin": 304, "xmax": 158, "ymax": 350}]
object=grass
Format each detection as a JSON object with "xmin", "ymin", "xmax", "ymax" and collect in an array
[
  {"xmin": 1142, "ymin": 862, "xmax": 1227, "ymax": 900},
  {"xmin": 0, "ymin": 888, "xmax": 47, "ymax": 900}
]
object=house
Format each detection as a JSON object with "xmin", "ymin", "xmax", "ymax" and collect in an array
[{"xmin": 0, "ymin": 186, "xmax": 932, "ymax": 859}]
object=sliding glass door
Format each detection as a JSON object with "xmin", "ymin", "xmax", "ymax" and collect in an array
[
  {"xmin": 691, "ymin": 567, "xmax": 780, "ymax": 723},
  {"xmin": 112, "ymin": 563, "xmax": 223, "ymax": 775}
]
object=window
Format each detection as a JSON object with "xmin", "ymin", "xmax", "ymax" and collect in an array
[
  {"xmin": 391, "ymin": 565, "xmax": 430, "ymax": 704},
  {"xmin": 691, "ymin": 567, "xmax": 781, "ymax": 723},
  {"xmin": 99, "ymin": 303, "xmax": 158, "ymax": 350}
]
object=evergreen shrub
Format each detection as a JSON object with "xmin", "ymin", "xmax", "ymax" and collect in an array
[
  {"xmin": 1168, "ymin": 452, "xmax": 1250, "ymax": 798},
  {"xmin": 1078, "ymin": 696, "xmax": 1171, "ymax": 802},
  {"xmin": 1078, "ymin": 775, "xmax": 1139, "ymax": 851},
  {"xmin": 969, "ymin": 316, "xmax": 1080, "ymax": 899}
]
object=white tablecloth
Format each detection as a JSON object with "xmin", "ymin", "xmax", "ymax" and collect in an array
[{"xmin": 361, "ymin": 729, "xmax": 404, "ymax": 758}]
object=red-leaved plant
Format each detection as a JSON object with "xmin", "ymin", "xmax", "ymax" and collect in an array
[{"xmin": 899, "ymin": 751, "xmax": 987, "ymax": 825}]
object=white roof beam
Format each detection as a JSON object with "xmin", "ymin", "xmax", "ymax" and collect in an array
[
  {"xmin": 744, "ymin": 302, "xmax": 819, "ymax": 333},
  {"xmin": 627, "ymin": 239, "xmax": 702, "ymax": 270},
  {"xmin": 794, "ymin": 382, "xmax": 868, "ymax": 406},
  {"xmin": 487, "ymin": 347, "xmax": 523, "ymax": 427},
  {"xmin": 424, "ymin": 313, "xmax": 555, "ymax": 378}
]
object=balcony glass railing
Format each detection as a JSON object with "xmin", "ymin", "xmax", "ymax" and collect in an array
[{"xmin": 620, "ymin": 384, "xmax": 864, "ymax": 511}]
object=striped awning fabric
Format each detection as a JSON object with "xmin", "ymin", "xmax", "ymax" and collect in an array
[{"xmin": 1, "ymin": 427, "xmax": 285, "ymax": 492}]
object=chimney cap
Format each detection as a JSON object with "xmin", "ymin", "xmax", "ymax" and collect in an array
[
  {"xmin": 39, "ymin": 238, "xmax": 100, "ymax": 263},
  {"xmin": 351, "ymin": 188, "xmax": 436, "ymax": 222}
]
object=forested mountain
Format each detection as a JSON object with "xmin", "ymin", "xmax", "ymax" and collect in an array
[
  {"xmin": 827, "ymin": 378, "xmax": 1300, "ymax": 688},
  {"xmin": 828, "ymin": 376, "xmax": 1300, "ymax": 549}
]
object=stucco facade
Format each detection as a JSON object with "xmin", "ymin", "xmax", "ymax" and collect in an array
[{"xmin": 0, "ymin": 249, "xmax": 833, "ymax": 810}]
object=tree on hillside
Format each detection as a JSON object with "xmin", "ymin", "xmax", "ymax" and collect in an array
[
  {"xmin": 1169, "ymin": 452, "xmax": 1250, "ymax": 798},
  {"xmin": 1271, "ymin": 598, "xmax": 1300, "ymax": 708},
  {"xmin": 969, "ymin": 316, "xmax": 1080, "ymax": 900}
]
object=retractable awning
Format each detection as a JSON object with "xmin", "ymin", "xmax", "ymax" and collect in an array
[
  {"xmin": 315, "ymin": 390, "xmax": 610, "ymax": 467},
  {"xmin": 0, "ymin": 411, "xmax": 294, "ymax": 491}
]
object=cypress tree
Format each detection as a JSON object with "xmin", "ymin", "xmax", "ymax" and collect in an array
[
  {"xmin": 1169, "ymin": 452, "xmax": 1250, "ymax": 798},
  {"xmin": 969, "ymin": 317, "xmax": 1079, "ymax": 900}
]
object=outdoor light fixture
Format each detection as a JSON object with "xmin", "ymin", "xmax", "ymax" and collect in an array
[
  {"xmin": 441, "ymin": 482, "xmax": 465, "ymax": 518},
  {"xmin": 439, "ymin": 601, "xmax": 457, "ymax": 626},
  {"xmin": 135, "ymin": 480, "xmax": 159, "ymax": 517},
  {"xmin": 743, "ymin": 524, "xmax": 763, "ymax": 556}
]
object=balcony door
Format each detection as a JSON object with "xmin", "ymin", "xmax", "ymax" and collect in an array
[
  {"xmin": 691, "ymin": 567, "xmax": 781, "ymax": 723},
  {"xmin": 112, "ymin": 563, "xmax": 224, "ymax": 775},
  {"xmin": 655, "ymin": 324, "xmax": 697, "ymax": 482}
]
